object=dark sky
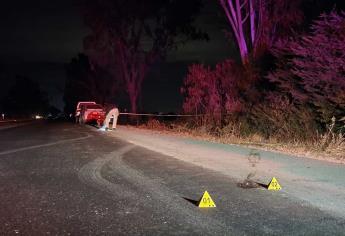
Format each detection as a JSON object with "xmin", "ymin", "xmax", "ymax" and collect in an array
[
  {"xmin": 0, "ymin": 0, "xmax": 88, "ymax": 109},
  {"xmin": 0, "ymin": 0, "xmax": 234, "ymax": 64},
  {"xmin": 0, "ymin": 0, "xmax": 235, "ymax": 111},
  {"xmin": 0, "ymin": 0, "xmax": 88, "ymax": 63},
  {"xmin": 0, "ymin": 0, "xmax": 344, "ymax": 112}
]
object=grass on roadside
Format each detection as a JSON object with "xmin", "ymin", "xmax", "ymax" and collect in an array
[{"xmin": 136, "ymin": 118, "xmax": 345, "ymax": 163}]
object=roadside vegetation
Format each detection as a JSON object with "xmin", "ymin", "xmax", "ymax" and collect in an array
[
  {"xmin": 64, "ymin": 1, "xmax": 344, "ymax": 161},
  {"xmin": 140, "ymin": 12, "xmax": 345, "ymax": 162},
  {"xmin": 137, "ymin": 116, "xmax": 344, "ymax": 162}
]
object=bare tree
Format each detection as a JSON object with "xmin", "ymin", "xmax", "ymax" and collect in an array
[
  {"xmin": 219, "ymin": 0, "xmax": 303, "ymax": 65},
  {"xmin": 83, "ymin": 0, "xmax": 207, "ymax": 113}
]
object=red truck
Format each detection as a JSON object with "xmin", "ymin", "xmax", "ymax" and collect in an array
[{"xmin": 75, "ymin": 101, "xmax": 106, "ymax": 125}]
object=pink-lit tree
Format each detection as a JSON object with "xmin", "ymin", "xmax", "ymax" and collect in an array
[
  {"xmin": 83, "ymin": 0, "xmax": 207, "ymax": 113},
  {"xmin": 181, "ymin": 64, "xmax": 217, "ymax": 116},
  {"xmin": 268, "ymin": 11, "xmax": 345, "ymax": 125},
  {"xmin": 181, "ymin": 60, "xmax": 243, "ymax": 125},
  {"xmin": 219, "ymin": 0, "xmax": 303, "ymax": 65}
]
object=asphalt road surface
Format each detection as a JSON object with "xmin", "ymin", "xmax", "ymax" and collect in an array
[{"xmin": 0, "ymin": 121, "xmax": 344, "ymax": 235}]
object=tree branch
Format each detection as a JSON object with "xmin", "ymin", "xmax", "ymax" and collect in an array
[
  {"xmin": 250, "ymin": 0, "xmax": 255, "ymax": 45},
  {"xmin": 227, "ymin": 0, "xmax": 239, "ymax": 27},
  {"xmin": 240, "ymin": 0, "xmax": 248, "ymax": 10},
  {"xmin": 242, "ymin": 12, "xmax": 249, "ymax": 24},
  {"xmin": 220, "ymin": 0, "xmax": 240, "ymax": 41}
]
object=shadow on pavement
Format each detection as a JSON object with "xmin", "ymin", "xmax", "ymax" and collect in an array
[{"xmin": 183, "ymin": 197, "xmax": 200, "ymax": 206}]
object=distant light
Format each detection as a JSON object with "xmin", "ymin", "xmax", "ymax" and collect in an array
[{"xmin": 35, "ymin": 115, "xmax": 43, "ymax": 119}]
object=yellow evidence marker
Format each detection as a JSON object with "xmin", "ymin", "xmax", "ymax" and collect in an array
[
  {"xmin": 267, "ymin": 177, "xmax": 281, "ymax": 190},
  {"xmin": 198, "ymin": 191, "xmax": 216, "ymax": 208}
]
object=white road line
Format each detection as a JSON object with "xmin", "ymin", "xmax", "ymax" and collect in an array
[{"xmin": 0, "ymin": 134, "xmax": 92, "ymax": 156}]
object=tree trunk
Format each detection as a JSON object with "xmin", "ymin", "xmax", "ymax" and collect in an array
[
  {"xmin": 238, "ymin": 37, "xmax": 249, "ymax": 65},
  {"xmin": 129, "ymin": 93, "xmax": 138, "ymax": 114},
  {"xmin": 127, "ymin": 76, "xmax": 139, "ymax": 112}
]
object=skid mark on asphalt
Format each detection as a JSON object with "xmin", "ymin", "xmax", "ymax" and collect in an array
[
  {"xmin": 78, "ymin": 145, "xmax": 138, "ymax": 199},
  {"xmin": 79, "ymin": 145, "xmax": 241, "ymax": 235},
  {"xmin": 0, "ymin": 134, "xmax": 92, "ymax": 156}
]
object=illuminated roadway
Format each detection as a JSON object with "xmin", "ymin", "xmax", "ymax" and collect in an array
[{"xmin": 0, "ymin": 121, "xmax": 344, "ymax": 235}]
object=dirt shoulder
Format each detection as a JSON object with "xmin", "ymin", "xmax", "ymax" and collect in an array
[{"xmin": 129, "ymin": 124, "xmax": 345, "ymax": 165}]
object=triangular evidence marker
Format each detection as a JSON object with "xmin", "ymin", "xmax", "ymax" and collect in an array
[
  {"xmin": 267, "ymin": 177, "xmax": 281, "ymax": 190},
  {"xmin": 198, "ymin": 191, "xmax": 216, "ymax": 208}
]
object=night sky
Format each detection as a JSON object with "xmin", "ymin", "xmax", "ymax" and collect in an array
[
  {"xmin": 0, "ymin": 0, "xmax": 236, "ymax": 112},
  {"xmin": 0, "ymin": 0, "xmax": 87, "ymax": 109},
  {"xmin": 0, "ymin": 0, "xmax": 344, "ymax": 112}
]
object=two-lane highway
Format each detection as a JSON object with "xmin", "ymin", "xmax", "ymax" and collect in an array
[{"xmin": 0, "ymin": 121, "xmax": 344, "ymax": 235}]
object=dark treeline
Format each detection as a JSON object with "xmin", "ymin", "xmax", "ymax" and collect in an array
[{"xmin": 1, "ymin": 76, "xmax": 50, "ymax": 118}]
